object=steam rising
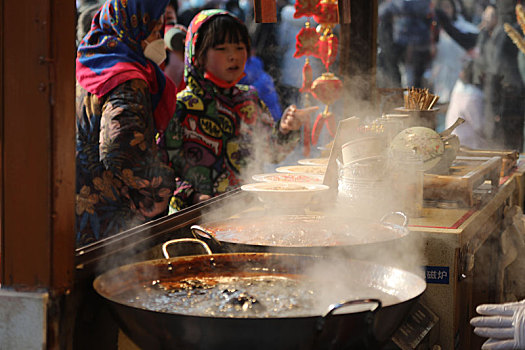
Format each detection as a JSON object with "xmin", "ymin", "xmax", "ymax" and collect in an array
[
  {"xmin": 93, "ymin": 43, "xmax": 429, "ymax": 318},
  {"xmin": 190, "ymin": 66, "xmax": 429, "ymax": 307}
]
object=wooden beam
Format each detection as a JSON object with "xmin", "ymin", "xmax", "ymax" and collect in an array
[{"xmin": 338, "ymin": 0, "xmax": 377, "ymax": 113}]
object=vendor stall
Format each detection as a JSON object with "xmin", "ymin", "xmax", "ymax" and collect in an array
[
  {"xmin": 72, "ymin": 155, "xmax": 525, "ymax": 349},
  {"xmin": 3, "ymin": 0, "xmax": 525, "ymax": 349}
]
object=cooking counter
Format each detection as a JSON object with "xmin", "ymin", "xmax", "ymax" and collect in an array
[
  {"xmin": 74, "ymin": 162, "xmax": 525, "ymax": 350},
  {"xmin": 185, "ymin": 167, "xmax": 523, "ymax": 350},
  {"xmin": 403, "ymin": 171, "xmax": 521, "ymax": 350}
]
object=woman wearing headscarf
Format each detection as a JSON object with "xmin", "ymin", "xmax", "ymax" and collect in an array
[{"xmin": 75, "ymin": 0, "xmax": 177, "ymax": 246}]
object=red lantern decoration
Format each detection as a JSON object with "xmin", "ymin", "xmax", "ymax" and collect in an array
[
  {"xmin": 293, "ymin": 0, "xmax": 341, "ymax": 147},
  {"xmin": 294, "ymin": 23, "xmax": 320, "ymax": 58},
  {"xmin": 310, "ymin": 73, "xmax": 343, "ymax": 144},
  {"xmin": 313, "ymin": 0, "xmax": 339, "ymax": 24},
  {"xmin": 294, "ymin": 0, "xmax": 320, "ymax": 18},
  {"xmin": 310, "ymin": 72, "xmax": 343, "ymax": 106}
]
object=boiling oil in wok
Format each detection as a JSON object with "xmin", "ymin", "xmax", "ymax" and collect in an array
[{"xmin": 115, "ymin": 274, "xmax": 400, "ymax": 318}]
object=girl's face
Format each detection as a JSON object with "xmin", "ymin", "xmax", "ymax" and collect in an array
[{"xmin": 204, "ymin": 42, "xmax": 247, "ymax": 83}]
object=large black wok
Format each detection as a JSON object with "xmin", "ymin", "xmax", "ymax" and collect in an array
[
  {"xmin": 94, "ymin": 243, "xmax": 425, "ymax": 350},
  {"xmin": 191, "ymin": 212, "xmax": 410, "ymax": 255}
]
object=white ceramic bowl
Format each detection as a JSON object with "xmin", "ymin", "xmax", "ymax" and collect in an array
[
  {"xmin": 252, "ymin": 173, "xmax": 324, "ymax": 184},
  {"xmin": 241, "ymin": 182, "xmax": 329, "ymax": 208},
  {"xmin": 339, "ymin": 156, "xmax": 387, "ymax": 180},
  {"xmin": 297, "ymin": 158, "xmax": 329, "ymax": 166},
  {"xmin": 275, "ymin": 165, "xmax": 327, "ymax": 175},
  {"xmin": 341, "ymin": 136, "xmax": 386, "ymax": 165}
]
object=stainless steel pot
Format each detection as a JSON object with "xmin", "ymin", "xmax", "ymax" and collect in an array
[{"xmin": 190, "ymin": 212, "xmax": 409, "ymax": 255}]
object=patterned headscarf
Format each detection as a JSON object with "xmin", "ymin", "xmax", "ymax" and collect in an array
[
  {"xmin": 184, "ymin": 9, "xmax": 238, "ymax": 84},
  {"xmin": 76, "ymin": 0, "xmax": 176, "ymax": 133}
]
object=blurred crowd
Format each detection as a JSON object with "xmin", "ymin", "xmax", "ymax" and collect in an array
[
  {"xmin": 378, "ymin": 0, "xmax": 525, "ymax": 152},
  {"xmin": 75, "ymin": 0, "xmax": 323, "ymax": 122},
  {"xmin": 76, "ymin": 0, "xmax": 525, "ymax": 153}
]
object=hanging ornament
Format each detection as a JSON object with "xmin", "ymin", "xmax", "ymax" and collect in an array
[
  {"xmin": 300, "ymin": 61, "xmax": 314, "ymax": 156},
  {"xmin": 311, "ymin": 72, "xmax": 343, "ymax": 106},
  {"xmin": 299, "ymin": 58, "xmax": 313, "ymax": 93},
  {"xmin": 313, "ymin": 0, "xmax": 339, "ymax": 25},
  {"xmin": 293, "ymin": 0, "xmax": 342, "ymax": 148},
  {"xmin": 310, "ymin": 72, "xmax": 343, "ymax": 144},
  {"xmin": 294, "ymin": 22, "xmax": 320, "ymax": 58},
  {"xmin": 318, "ymin": 31, "xmax": 338, "ymax": 70},
  {"xmin": 294, "ymin": 0, "xmax": 320, "ymax": 19},
  {"xmin": 314, "ymin": 0, "xmax": 339, "ymax": 69},
  {"xmin": 312, "ymin": 107, "xmax": 336, "ymax": 144}
]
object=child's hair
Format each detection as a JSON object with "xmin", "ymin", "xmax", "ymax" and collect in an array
[{"xmin": 194, "ymin": 14, "xmax": 251, "ymax": 68}]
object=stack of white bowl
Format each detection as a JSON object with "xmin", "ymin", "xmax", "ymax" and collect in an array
[{"xmin": 337, "ymin": 135, "xmax": 390, "ymax": 212}]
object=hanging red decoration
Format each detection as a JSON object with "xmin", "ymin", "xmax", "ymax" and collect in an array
[
  {"xmin": 314, "ymin": 0, "xmax": 339, "ymax": 69},
  {"xmin": 293, "ymin": 0, "xmax": 341, "ymax": 147},
  {"xmin": 312, "ymin": 108, "xmax": 336, "ymax": 144},
  {"xmin": 294, "ymin": 0, "xmax": 320, "ymax": 18},
  {"xmin": 294, "ymin": 23, "xmax": 320, "ymax": 58},
  {"xmin": 313, "ymin": 0, "xmax": 339, "ymax": 24},
  {"xmin": 310, "ymin": 72, "xmax": 343, "ymax": 106},
  {"xmin": 300, "ymin": 60, "xmax": 313, "ymax": 156},
  {"xmin": 310, "ymin": 72, "xmax": 343, "ymax": 144},
  {"xmin": 318, "ymin": 33, "xmax": 338, "ymax": 69},
  {"xmin": 299, "ymin": 58, "xmax": 313, "ymax": 93}
]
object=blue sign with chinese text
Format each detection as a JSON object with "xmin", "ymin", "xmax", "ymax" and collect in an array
[{"xmin": 424, "ymin": 266, "xmax": 449, "ymax": 284}]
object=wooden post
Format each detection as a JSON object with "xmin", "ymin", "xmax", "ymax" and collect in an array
[
  {"xmin": 340, "ymin": 0, "xmax": 351, "ymax": 24},
  {"xmin": 1, "ymin": 0, "xmax": 75, "ymax": 292},
  {"xmin": 253, "ymin": 0, "xmax": 277, "ymax": 23}
]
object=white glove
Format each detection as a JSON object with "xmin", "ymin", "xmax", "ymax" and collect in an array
[{"xmin": 470, "ymin": 300, "xmax": 525, "ymax": 349}]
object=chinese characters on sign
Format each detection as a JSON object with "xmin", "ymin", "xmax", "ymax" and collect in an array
[{"xmin": 424, "ymin": 266, "xmax": 449, "ymax": 284}]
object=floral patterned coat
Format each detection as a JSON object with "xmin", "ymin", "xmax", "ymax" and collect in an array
[{"xmin": 76, "ymin": 79, "xmax": 175, "ymax": 247}]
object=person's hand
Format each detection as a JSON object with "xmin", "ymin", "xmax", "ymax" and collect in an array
[
  {"xmin": 279, "ymin": 105, "xmax": 319, "ymax": 134},
  {"xmin": 470, "ymin": 299, "xmax": 525, "ymax": 349}
]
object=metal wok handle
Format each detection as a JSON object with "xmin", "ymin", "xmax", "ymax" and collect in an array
[
  {"xmin": 190, "ymin": 225, "xmax": 222, "ymax": 246},
  {"xmin": 162, "ymin": 238, "xmax": 212, "ymax": 259},
  {"xmin": 317, "ymin": 298, "xmax": 382, "ymax": 332},
  {"xmin": 380, "ymin": 211, "xmax": 408, "ymax": 228}
]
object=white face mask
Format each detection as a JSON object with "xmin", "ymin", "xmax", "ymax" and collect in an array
[{"xmin": 144, "ymin": 38, "xmax": 167, "ymax": 66}]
